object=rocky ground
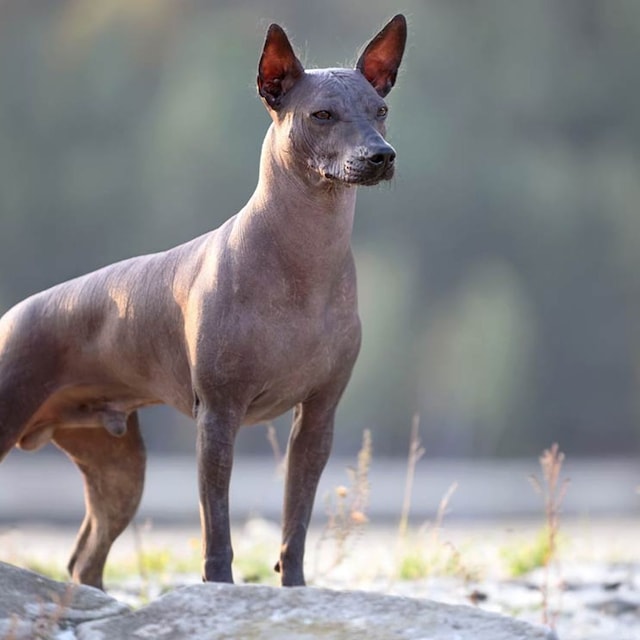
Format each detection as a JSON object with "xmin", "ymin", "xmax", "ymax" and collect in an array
[{"xmin": 1, "ymin": 516, "xmax": 639, "ymax": 639}]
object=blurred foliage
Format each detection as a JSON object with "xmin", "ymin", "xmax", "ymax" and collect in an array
[{"xmin": 1, "ymin": 1, "xmax": 640, "ymax": 456}]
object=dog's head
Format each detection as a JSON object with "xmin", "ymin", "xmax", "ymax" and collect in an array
[{"xmin": 257, "ymin": 15, "xmax": 406, "ymax": 188}]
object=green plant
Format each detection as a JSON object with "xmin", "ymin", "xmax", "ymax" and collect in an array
[
  {"xmin": 502, "ymin": 527, "xmax": 555, "ymax": 577},
  {"xmin": 100, "ymin": 520, "xmax": 200, "ymax": 605},
  {"xmin": 235, "ymin": 545, "xmax": 278, "ymax": 584},
  {"xmin": 104, "ymin": 547, "xmax": 176, "ymax": 582},
  {"xmin": 18, "ymin": 559, "xmax": 67, "ymax": 583},
  {"xmin": 398, "ymin": 550, "xmax": 430, "ymax": 580}
]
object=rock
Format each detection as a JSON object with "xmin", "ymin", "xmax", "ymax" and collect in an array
[
  {"xmin": 77, "ymin": 583, "xmax": 557, "ymax": 640},
  {"xmin": 587, "ymin": 597, "xmax": 640, "ymax": 616},
  {"xmin": 0, "ymin": 561, "xmax": 556, "ymax": 639},
  {"xmin": 0, "ymin": 561, "xmax": 129, "ymax": 639}
]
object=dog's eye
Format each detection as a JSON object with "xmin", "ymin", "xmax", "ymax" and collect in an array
[
  {"xmin": 312, "ymin": 110, "xmax": 333, "ymax": 121},
  {"xmin": 377, "ymin": 106, "xmax": 388, "ymax": 118}
]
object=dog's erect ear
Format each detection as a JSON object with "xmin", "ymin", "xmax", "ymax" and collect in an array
[
  {"xmin": 356, "ymin": 14, "xmax": 407, "ymax": 98},
  {"xmin": 258, "ymin": 24, "xmax": 305, "ymax": 110}
]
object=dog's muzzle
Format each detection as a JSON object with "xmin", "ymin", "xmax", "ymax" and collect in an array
[{"xmin": 338, "ymin": 144, "xmax": 396, "ymax": 185}]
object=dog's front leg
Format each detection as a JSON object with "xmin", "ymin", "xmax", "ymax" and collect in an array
[
  {"xmin": 196, "ymin": 406, "xmax": 240, "ymax": 583},
  {"xmin": 277, "ymin": 399, "xmax": 336, "ymax": 586}
]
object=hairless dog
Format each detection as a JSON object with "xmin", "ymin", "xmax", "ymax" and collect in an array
[{"xmin": 0, "ymin": 15, "xmax": 406, "ymax": 589}]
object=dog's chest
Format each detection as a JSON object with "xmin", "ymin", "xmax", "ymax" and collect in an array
[
  {"xmin": 211, "ymin": 294, "xmax": 360, "ymax": 423},
  {"xmin": 243, "ymin": 338, "xmax": 355, "ymax": 423}
]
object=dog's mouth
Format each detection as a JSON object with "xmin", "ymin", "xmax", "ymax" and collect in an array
[{"xmin": 318, "ymin": 159, "xmax": 395, "ymax": 186}]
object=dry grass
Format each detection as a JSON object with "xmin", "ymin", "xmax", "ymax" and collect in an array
[
  {"xmin": 393, "ymin": 415, "xmax": 478, "ymax": 583},
  {"xmin": 264, "ymin": 422, "xmax": 285, "ymax": 477},
  {"xmin": 315, "ymin": 429, "xmax": 372, "ymax": 576},
  {"xmin": 0, "ymin": 434, "xmax": 592, "ymax": 636},
  {"xmin": 394, "ymin": 481, "xmax": 481, "ymax": 583},
  {"xmin": 529, "ymin": 442, "xmax": 570, "ymax": 627},
  {"xmin": 3, "ymin": 583, "xmax": 76, "ymax": 640},
  {"xmin": 397, "ymin": 413, "xmax": 425, "ymax": 541}
]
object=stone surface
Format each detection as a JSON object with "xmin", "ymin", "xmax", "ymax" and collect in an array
[
  {"xmin": 0, "ymin": 561, "xmax": 128, "ymax": 639},
  {"xmin": 3, "ymin": 521, "xmax": 639, "ymax": 639},
  {"xmin": 77, "ymin": 583, "xmax": 556, "ymax": 640}
]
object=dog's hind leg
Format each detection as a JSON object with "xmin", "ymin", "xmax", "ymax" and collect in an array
[
  {"xmin": 0, "ymin": 383, "xmax": 49, "ymax": 463},
  {"xmin": 52, "ymin": 411, "xmax": 146, "ymax": 589},
  {"xmin": 0, "ymin": 418, "xmax": 22, "ymax": 463}
]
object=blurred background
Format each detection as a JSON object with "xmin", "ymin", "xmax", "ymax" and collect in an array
[{"xmin": 1, "ymin": 0, "xmax": 640, "ymax": 474}]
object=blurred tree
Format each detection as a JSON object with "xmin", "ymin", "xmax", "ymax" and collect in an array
[{"xmin": 1, "ymin": 0, "xmax": 639, "ymax": 456}]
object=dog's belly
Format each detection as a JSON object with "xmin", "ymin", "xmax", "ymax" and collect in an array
[
  {"xmin": 16, "ymin": 382, "xmax": 163, "ymax": 451},
  {"xmin": 244, "ymin": 397, "xmax": 297, "ymax": 424},
  {"xmin": 243, "ymin": 383, "xmax": 310, "ymax": 424}
]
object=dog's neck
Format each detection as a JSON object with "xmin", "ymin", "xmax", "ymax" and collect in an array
[{"xmin": 233, "ymin": 124, "xmax": 357, "ymax": 278}]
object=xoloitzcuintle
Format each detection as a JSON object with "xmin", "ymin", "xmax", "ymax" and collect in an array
[{"xmin": 0, "ymin": 15, "xmax": 406, "ymax": 589}]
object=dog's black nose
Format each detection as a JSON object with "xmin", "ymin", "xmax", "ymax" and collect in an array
[{"xmin": 366, "ymin": 147, "xmax": 396, "ymax": 170}]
